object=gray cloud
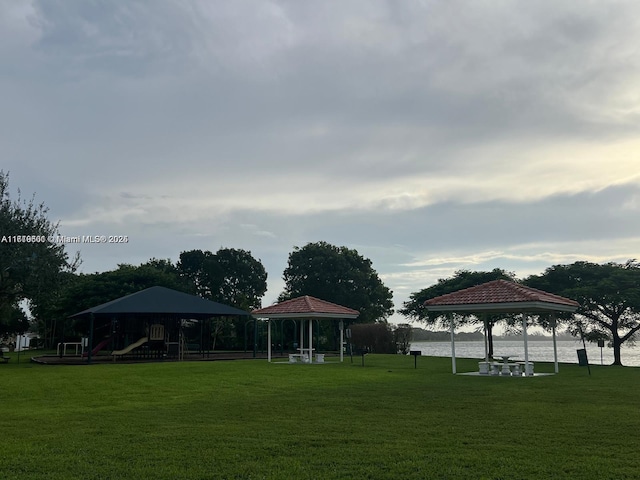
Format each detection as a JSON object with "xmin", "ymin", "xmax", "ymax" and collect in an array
[{"xmin": 2, "ymin": 0, "xmax": 639, "ymax": 321}]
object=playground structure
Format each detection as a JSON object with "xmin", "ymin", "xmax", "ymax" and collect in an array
[
  {"xmin": 110, "ymin": 323, "xmax": 181, "ymax": 360},
  {"xmin": 111, "ymin": 336, "xmax": 148, "ymax": 357},
  {"xmin": 82, "ymin": 336, "xmax": 113, "ymax": 357},
  {"xmin": 67, "ymin": 286, "xmax": 251, "ymax": 364}
]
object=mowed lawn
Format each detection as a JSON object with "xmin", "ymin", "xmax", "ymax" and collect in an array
[{"xmin": 1, "ymin": 354, "xmax": 639, "ymax": 480}]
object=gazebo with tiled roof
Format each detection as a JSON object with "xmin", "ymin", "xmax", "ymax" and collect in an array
[
  {"xmin": 252, "ymin": 296, "xmax": 359, "ymax": 363},
  {"xmin": 423, "ymin": 280, "xmax": 579, "ymax": 375}
]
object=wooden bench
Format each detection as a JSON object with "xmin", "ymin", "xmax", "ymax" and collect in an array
[{"xmin": 1, "ymin": 356, "xmax": 10, "ymax": 363}]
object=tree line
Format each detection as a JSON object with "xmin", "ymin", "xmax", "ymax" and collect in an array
[{"xmin": 2, "ymin": 172, "xmax": 639, "ymax": 364}]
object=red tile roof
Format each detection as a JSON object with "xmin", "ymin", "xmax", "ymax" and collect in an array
[
  {"xmin": 252, "ymin": 296, "xmax": 359, "ymax": 318},
  {"xmin": 424, "ymin": 279, "xmax": 579, "ymax": 311}
]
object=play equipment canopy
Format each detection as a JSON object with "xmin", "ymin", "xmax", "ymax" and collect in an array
[
  {"xmin": 70, "ymin": 286, "xmax": 250, "ymax": 363},
  {"xmin": 70, "ymin": 286, "xmax": 250, "ymax": 318},
  {"xmin": 423, "ymin": 279, "xmax": 579, "ymax": 374}
]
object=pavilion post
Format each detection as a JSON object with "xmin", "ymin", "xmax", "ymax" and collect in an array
[
  {"xmin": 308, "ymin": 317, "xmax": 313, "ymax": 363},
  {"xmin": 523, "ymin": 314, "xmax": 530, "ymax": 375},
  {"xmin": 339, "ymin": 320, "xmax": 344, "ymax": 363},
  {"xmin": 267, "ymin": 319, "xmax": 272, "ymax": 363},
  {"xmin": 450, "ymin": 316, "xmax": 456, "ymax": 374},
  {"xmin": 299, "ymin": 319, "xmax": 304, "ymax": 359},
  {"xmin": 552, "ymin": 315, "xmax": 559, "ymax": 373}
]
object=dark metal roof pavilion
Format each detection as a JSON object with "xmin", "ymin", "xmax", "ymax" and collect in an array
[{"xmin": 70, "ymin": 286, "xmax": 250, "ymax": 319}]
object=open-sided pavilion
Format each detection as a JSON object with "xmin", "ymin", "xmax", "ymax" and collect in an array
[
  {"xmin": 251, "ymin": 296, "xmax": 359, "ymax": 363},
  {"xmin": 423, "ymin": 279, "xmax": 580, "ymax": 375},
  {"xmin": 69, "ymin": 286, "xmax": 250, "ymax": 364}
]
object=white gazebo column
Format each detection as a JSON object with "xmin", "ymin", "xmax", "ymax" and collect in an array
[
  {"xmin": 552, "ymin": 315, "xmax": 559, "ymax": 374},
  {"xmin": 339, "ymin": 320, "xmax": 344, "ymax": 363},
  {"xmin": 523, "ymin": 314, "xmax": 530, "ymax": 375},
  {"xmin": 308, "ymin": 317, "xmax": 313, "ymax": 363},
  {"xmin": 299, "ymin": 319, "xmax": 304, "ymax": 357},
  {"xmin": 267, "ymin": 319, "xmax": 272, "ymax": 363},
  {"xmin": 450, "ymin": 316, "xmax": 457, "ymax": 374}
]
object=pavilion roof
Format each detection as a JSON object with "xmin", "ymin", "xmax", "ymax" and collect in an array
[
  {"xmin": 252, "ymin": 295, "xmax": 359, "ymax": 319},
  {"xmin": 423, "ymin": 279, "xmax": 579, "ymax": 313},
  {"xmin": 69, "ymin": 286, "xmax": 250, "ymax": 319}
]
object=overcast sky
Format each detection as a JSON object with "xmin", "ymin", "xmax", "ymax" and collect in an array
[{"xmin": 2, "ymin": 1, "xmax": 639, "ymax": 323}]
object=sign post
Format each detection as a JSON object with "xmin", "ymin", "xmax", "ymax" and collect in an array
[
  {"xmin": 597, "ymin": 339, "xmax": 605, "ymax": 365},
  {"xmin": 410, "ymin": 350, "xmax": 421, "ymax": 369}
]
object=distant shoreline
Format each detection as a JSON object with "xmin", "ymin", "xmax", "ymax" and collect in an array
[
  {"xmin": 411, "ymin": 328, "xmax": 577, "ymax": 342},
  {"xmin": 414, "ymin": 337, "xmax": 579, "ymax": 342}
]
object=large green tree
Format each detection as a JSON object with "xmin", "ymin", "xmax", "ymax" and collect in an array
[
  {"xmin": 0, "ymin": 171, "xmax": 79, "ymax": 340},
  {"xmin": 177, "ymin": 248, "xmax": 267, "ymax": 350},
  {"xmin": 279, "ymin": 241, "xmax": 394, "ymax": 323},
  {"xmin": 525, "ymin": 260, "xmax": 640, "ymax": 366},
  {"xmin": 176, "ymin": 249, "xmax": 219, "ymax": 298},
  {"xmin": 400, "ymin": 268, "xmax": 516, "ymax": 356},
  {"xmin": 177, "ymin": 248, "xmax": 267, "ymax": 311}
]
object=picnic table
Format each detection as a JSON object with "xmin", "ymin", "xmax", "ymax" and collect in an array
[
  {"xmin": 57, "ymin": 342, "xmax": 84, "ymax": 356},
  {"xmin": 478, "ymin": 354, "xmax": 536, "ymax": 376},
  {"xmin": 495, "ymin": 354, "xmax": 518, "ymax": 375}
]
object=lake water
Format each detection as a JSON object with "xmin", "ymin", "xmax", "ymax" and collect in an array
[{"xmin": 411, "ymin": 340, "xmax": 640, "ymax": 367}]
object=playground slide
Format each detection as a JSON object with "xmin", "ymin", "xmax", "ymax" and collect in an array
[
  {"xmin": 82, "ymin": 336, "xmax": 113, "ymax": 357},
  {"xmin": 111, "ymin": 337, "xmax": 148, "ymax": 356}
]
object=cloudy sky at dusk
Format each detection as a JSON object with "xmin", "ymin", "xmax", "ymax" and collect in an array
[{"xmin": 2, "ymin": 1, "xmax": 639, "ymax": 323}]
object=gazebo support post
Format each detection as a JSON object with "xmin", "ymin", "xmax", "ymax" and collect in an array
[
  {"xmin": 308, "ymin": 317, "xmax": 313, "ymax": 363},
  {"xmin": 267, "ymin": 319, "xmax": 271, "ymax": 363},
  {"xmin": 299, "ymin": 319, "xmax": 304, "ymax": 359},
  {"xmin": 450, "ymin": 315, "xmax": 457, "ymax": 374},
  {"xmin": 552, "ymin": 315, "xmax": 559, "ymax": 374},
  {"xmin": 522, "ymin": 314, "xmax": 530, "ymax": 375}
]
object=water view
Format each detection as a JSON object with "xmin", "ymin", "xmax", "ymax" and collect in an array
[{"xmin": 411, "ymin": 340, "xmax": 640, "ymax": 367}]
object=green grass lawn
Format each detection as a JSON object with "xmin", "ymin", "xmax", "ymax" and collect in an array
[{"xmin": 1, "ymin": 354, "xmax": 639, "ymax": 479}]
